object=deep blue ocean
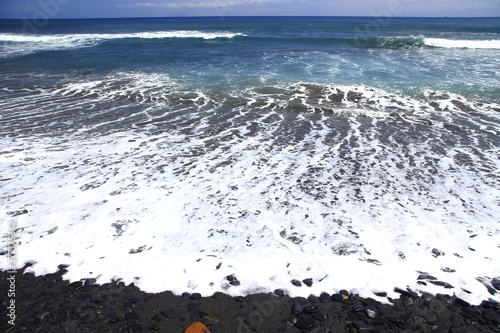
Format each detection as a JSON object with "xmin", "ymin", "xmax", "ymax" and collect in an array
[{"xmin": 1, "ymin": 17, "xmax": 499, "ymax": 303}]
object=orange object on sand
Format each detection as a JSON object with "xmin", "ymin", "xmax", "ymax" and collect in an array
[{"xmin": 184, "ymin": 322, "xmax": 211, "ymax": 333}]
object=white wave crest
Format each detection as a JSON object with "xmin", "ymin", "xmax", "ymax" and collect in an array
[
  {"xmin": 424, "ymin": 37, "xmax": 500, "ymax": 49},
  {"xmin": 0, "ymin": 31, "xmax": 244, "ymax": 57}
]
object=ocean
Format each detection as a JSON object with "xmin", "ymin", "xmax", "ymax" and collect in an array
[{"xmin": 0, "ymin": 16, "xmax": 499, "ymax": 304}]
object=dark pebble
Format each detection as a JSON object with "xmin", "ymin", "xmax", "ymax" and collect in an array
[
  {"xmin": 187, "ymin": 303, "xmax": 197, "ymax": 311},
  {"xmin": 282, "ymin": 314, "xmax": 298, "ymax": 326},
  {"xmin": 362, "ymin": 297, "xmax": 381, "ymax": 308},
  {"xmin": 274, "ymin": 289, "xmax": 285, "ymax": 296},
  {"xmin": 189, "ymin": 293, "xmax": 201, "ymax": 300},
  {"xmin": 226, "ymin": 274, "xmax": 241, "ymax": 286},
  {"xmin": 319, "ymin": 292, "xmax": 330, "ymax": 303},
  {"xmin": 303, "ymin": 304, "xmax": 318, "ymax": 314},
  {"xmin": 403, "ymin": 298, "xmax": 414, "ymax": 307},
  {"xmin": 302, "ymin": 278, "xmax": 313, "ymax": 287},
  {"xmin": 294, "ymin": 314, "xmax": 316, "ymax": 329},
  {"xmin": 85, "ymin": 278, "xmax": 97, "ymax": 286},
  {"xmin": 311, "ymin": 311, "xmax": 327, "ymax": 321},
  {"xmin": 394, "ymin": 287, "xmax": 417, "ymax": 298},
  {"xmin": 373, "ymin": 291, "xmax": 387, "ymax": 297},
  {"xmin": 364, "ymin": 305, "xmax": 378, "ymax": 318},
  {"xmin": 291, "ymin": 279, "xmax": 302, "ymax": 287},
  {"xmin": 331, "ymin": 293, "xmax": 345, "ymax": 303},
  {"xmin": 429, "ymin": 280, "xmax": 454, "ymax": 289},
  {"xmin": 339, "ymin": 289, "xmax": 350, "ymax": 296},
  {"xmin": 69, "ymin": 281, "xmax": 83, "ymax": 288},
  {"xmin": 352, "ymin": 304, "xmax": 364, "ymax": 312},
  {"xmin": 291, "ymin": 302, "xmax": 303, "ymax": 316},
  {"xmin": 492, "ymin": 278, "xmax": 500, "ymax": 291}
]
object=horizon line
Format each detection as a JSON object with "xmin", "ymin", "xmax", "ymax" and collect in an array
[{"xmin": 1, "ymin": 15, "xmax": 499, "ymax": 20}]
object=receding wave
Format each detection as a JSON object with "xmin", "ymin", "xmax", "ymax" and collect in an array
[{"xmin": 354, "ymin": 36, "xmax": 500, "ymax": 50}]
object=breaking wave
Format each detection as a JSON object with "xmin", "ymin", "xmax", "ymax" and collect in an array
[{"xmin": 354, "ymin": 36, "xmax": 500, "ymax": 50}]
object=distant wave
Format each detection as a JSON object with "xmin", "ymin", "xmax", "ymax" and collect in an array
[
  {"xmin": 0, "ymin": 31, "xmax": 244, "ymax": 43},
  {"xmin": 0, "ymin": 31, "xmax": 245, "ymax": 57},
  {"xmin": 355, "ymin": 36, "xmax": 500, "ymax": 50}
]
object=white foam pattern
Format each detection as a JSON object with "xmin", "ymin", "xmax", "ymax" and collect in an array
[{"xmin": 1, "ymin": 74, "xmax": 499, "ymax": 305}]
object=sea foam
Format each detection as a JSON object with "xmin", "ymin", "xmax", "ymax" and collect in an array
[{"xmin": 1, "ymin": 73, "xmax": 499, "ymax": 305}]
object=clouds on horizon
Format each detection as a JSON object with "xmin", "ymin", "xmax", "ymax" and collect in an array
[
  {"xmin": 0, "ymin": 0, "xmax": 498, "ymax": 18},
  {"xmin": 117, "ymin": 0, "xmax": 290, "ymax": 9}
]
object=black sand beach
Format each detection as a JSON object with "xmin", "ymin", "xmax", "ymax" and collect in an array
[{"xmin": 2, "ymin": 264, "xmax": 500, "ymax": 332}]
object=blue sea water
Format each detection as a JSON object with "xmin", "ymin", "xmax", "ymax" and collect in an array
[{"xmin": 0, "ymin": 17, "xmax": 499, "ymax": 303}]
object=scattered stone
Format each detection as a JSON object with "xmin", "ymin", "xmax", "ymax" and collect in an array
[
  {"xmin": 187, "ymin": 303, "xmax": 197, "ymax": 311},
  {"xmin": 417, "ymin": 274, "xmax": 437, "ymax": 280},
  {"xmin": 362, "ymin": 297, "xmax": 381, "ymax": 308},
  {"xmin": 492, "ymin": 278, "xmax": 500, "ymax": 291},
  {"xmin": 302, "ymin": 278, "xmax": 313, "ymax": 287},
  {"xmin": 303, "ymin": 304, "xmax": 318, "ymax": 314},
  {"xmin": 7, "ymin": 209, "xmax": 29, "ymax": 216},
  {"xmin": 339, "ymin": 290, "xmax": 350, "ymax": 297},
  {"xmin": 373, "ymin": 291, "xmax": 387, "ymax": 297},
  {"xmin": 282, "ymin": 314, "xmax": 298, "ymax": 326},
  {"xmin": 352, "ymin": 304, "xmax": 364, "ymax": 312},
  {"xmin": 225, "ymin": 275, "xmax": 241, "ymax": 286},
  {"xmin": 294, "ymin": 314, "xmax": 315, "ymax": 329},
  {"xmin": 291, "ymin": 302, "xmax": 304, "ymax": 316},
  {"xmin": 274, "ymin": 289, "xmax": 285, "ymax": 296},
  {"xmin": 432, "ymin": 248, "xmax": 445, "ymax": 257},
  {"xmin": 311, "ymin": 311, "xmax": 327, "ymax": 321},
  {"xmin": 69, "ymin": 281, "xmax": 83, "ymax": 288},
  {"xmin": 291, "ymin": 279, "xmax": 302, "ymax": 287},
  {"xmin": 429, "ymin": 280, "xmax": 454, "ymax": 289},
  {"xmin": 403, "ymin": 297, "xmax": 414, "ymax": 307},
  {"xmin": 319, "ymin": 292, "xmax": 330, "ymax": 303},
  {"xmin": 394, "ymin": 287, "xmax": 417, "ymax": 298},
  {"xmin": 189, "ymin": 293, "xmax": 202, "ymax": 300},
  {"xmin": 364, "ymin": 305, "xmax": 378, "ymax": 318},
  {"xmin": 331, "ymin": 293, "xmax": 345, "ymax": 303}
]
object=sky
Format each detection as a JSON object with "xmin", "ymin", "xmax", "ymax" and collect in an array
[{"xmin": 0, "ymin": 0, "xmax": 499, "ymax": 19}]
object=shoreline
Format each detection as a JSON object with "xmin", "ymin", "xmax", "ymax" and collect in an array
[{"xmin": 1, "ymin": 265, "xmax": 499, "ymax": 332}]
